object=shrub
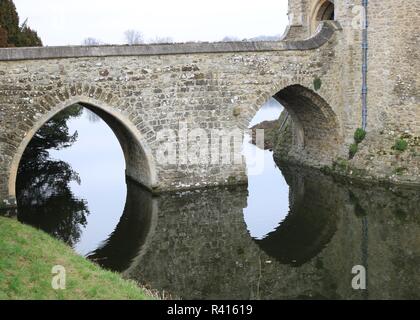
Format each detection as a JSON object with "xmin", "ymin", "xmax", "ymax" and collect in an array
[
  {"xmin": 393, "ymin": 139, "xmax": 408, "ymax": 152},
  {"xmin": 354, "ymin": 128, "xmax": 367, "ymax": 144},
  {"xmin": 349, "ymin": 143, "xmax": 358, "ymax": 159}
]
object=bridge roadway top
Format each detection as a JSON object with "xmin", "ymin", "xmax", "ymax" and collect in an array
[{"xmin": 0, "ymin": 22, "xmax": 340, "ymax": 61}]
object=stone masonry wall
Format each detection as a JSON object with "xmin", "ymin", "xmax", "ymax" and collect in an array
[
  {"xmin": 347, "ymin": 0, "xmax": 420, "ymax": 185},
  {"xmin": 285, "ymin": 0, "xmax": 419, "ymax": 185}
]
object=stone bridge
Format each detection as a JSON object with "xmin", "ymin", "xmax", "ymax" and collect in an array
[{"xmin": 0, "ymin": 0, "xmax": 418, "ymax": 207}]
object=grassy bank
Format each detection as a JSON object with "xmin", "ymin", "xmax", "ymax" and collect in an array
[{"xmin": 0, "ymin": 216, "xmax": 153, "ymax": 300}]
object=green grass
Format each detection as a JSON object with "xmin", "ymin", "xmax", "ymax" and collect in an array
[{"xmin": 0, "ymin": 216, "xmax": 154, "ymax": 300}]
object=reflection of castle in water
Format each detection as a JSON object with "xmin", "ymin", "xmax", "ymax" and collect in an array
[{"xmin": 91, "ymin": 164, "xmax": 420, "ymax": 300}]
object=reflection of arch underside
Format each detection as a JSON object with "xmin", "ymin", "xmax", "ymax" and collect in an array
[
  {"xmin": 272, "ymin": 85, "xmax": 340, "ymax": 160},
  {"xmin": 9, "ymin": 97, "xmax": 158, "ymax": 199},
  {"xmin": 255, "ymin": 164, "xmax": 338, "ymax": 266},
  {"xmin": 87, "ymin": 179, "xmax": 158, "ymax": 274}
]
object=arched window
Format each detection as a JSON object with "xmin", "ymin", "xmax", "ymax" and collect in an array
[
  {"xmin": 310, "ymin": 0, "xmax": 335, "ymax": 35},
  {"xmin": 317, "ymin": 1, "xmax": 334, "ymax": 21}
]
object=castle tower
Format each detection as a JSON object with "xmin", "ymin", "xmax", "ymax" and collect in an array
[
  {"xmin": 284, "ymin": 0, "xmax": 419, "ymax": 181},
  {"xmin": 285, "ymin": 0, "xmax": 419, "ymax": 134},
  {"xmin": 366, "ymin": 0, "xmax": 419, "ymax": 134}
]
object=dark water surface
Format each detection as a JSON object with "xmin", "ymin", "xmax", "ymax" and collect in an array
[{"xmin": 15, "ymin": 103, "xmax": 420, "ymax": 300}]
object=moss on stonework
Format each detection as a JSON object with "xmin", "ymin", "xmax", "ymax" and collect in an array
[
  {"xmin": 392, "ymin": 139, "xmax": 408, "ymax": 152},
  {"xmin": 232, "ymin": 106, "xmax": 241, "ymax": 117},
  {"xmin": 227, "ymin": 176, "xmax": 237, "ymax": 184},
  {"xmin": 349, "ymin": 143, "xmax": 358, "ymax": 159},
  {"xmin": 323, "ymin": 157, "xmax": 372, "ymax": 184},
  {"xmin": 347, "ymin": 128, "xmax": 367, "ymax": 160},
  {"xmin": 313, "ymin": 77, "xmax": 322, "ymax": 91},
  {"xmin": 332, "ymin": 158, "xmax": 349, "ymax": 172},
  {"xmin": 394, "ymin": 167, "xmax": 408, "ymax": 176}
]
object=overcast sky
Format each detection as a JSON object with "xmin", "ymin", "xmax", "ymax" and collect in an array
[{"xmin": 14, "ymin": 0, "xmax": 289, "ymax": 46}]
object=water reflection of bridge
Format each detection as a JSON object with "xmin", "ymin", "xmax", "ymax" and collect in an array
[{"xmin": 88, "ymin": 164, "xmax": 420, "ymax": 300}]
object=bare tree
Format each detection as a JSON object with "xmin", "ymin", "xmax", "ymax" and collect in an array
[
  {"xmin": 246, "ymin": 34, "xmax": 282, "ymax": 42},
  {"xmin": 221, "ymin": 36, "xmax": 240, "ymax": 42},
  {"xmin": 148, "ymin": 36, "xmax": 174, "ymax": 44},
  {"xmin": 124, "ymin": 30, "xmax": 144, "ymax": 45},
  {"xmin": 82, "ymin": 37, "xmax": 102, "ymax": 45}
]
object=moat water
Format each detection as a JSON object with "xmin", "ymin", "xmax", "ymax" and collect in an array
[{"xmin": 15, "ymin": 100, "xmax": 420, "ymax": 299}]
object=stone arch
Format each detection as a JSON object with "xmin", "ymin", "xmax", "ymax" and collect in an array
[
  {"xmin": 310, "ymin": 0, "xmax": 335, "ymax": 35},
  {"xmin": 8, "ymin": 94, "xmax": 158, "ymax": 202},
  {"xmin": 273, "ymin": 84, "xmax": 341, "ymax": 165},
  {"xmin": 241, "ymin": 82, "xmax": 342, "ymax": 166}
]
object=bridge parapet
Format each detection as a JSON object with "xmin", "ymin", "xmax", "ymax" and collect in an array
[{"xmin": 0, "ymin": 22, "xmax": 340, "ymax": 61}]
